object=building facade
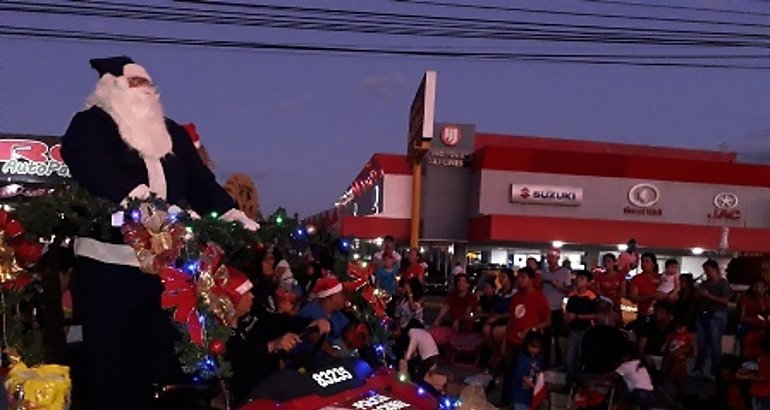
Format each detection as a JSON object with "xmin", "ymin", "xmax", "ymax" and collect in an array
[{"xmin": 311, "ymin": 124, "xmax": 770, "ymax": 277}]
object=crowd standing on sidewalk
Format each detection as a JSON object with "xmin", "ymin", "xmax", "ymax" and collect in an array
[{"xmin": 374, "ymin": 238, "xmax": 770, "ymax": 410}]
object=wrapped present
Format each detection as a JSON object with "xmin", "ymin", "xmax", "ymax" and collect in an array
[{"xmin": 5, "ymin": 362, "xmax": 71, "ymax": 410}]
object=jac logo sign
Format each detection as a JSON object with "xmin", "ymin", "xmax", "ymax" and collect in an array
[
  {"xmin": 510, "ymin": 184, "xmax": 582, "ymax": 206},
  {"xmin": 0, "ymin": 139, "xmax": 70, "ymax": 179},
  {"xmin": 708, "ymin": 192, "xmax": 741, "ymax": 220}
]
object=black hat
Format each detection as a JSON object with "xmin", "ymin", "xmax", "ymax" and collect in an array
[{"xmin": 89, "ymin": 56, "xmax": 134, "ymax": 78}]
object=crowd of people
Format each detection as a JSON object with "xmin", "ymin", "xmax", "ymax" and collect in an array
[
  {"xmin": 365, "ymin": 242, "xmax": 770, "ymax": 410},
  {"xmin": 224, "ymin": 237, "xmax": 434, "ymax": 404}
]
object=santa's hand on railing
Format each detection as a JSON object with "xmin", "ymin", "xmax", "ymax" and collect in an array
[
  {"xmin": 120, "ymin": 184, "xmax": 152, "ymax": 207},
  {"xmin": 220, "ymin": 208, "xmax": 259, "ymax": 231}
]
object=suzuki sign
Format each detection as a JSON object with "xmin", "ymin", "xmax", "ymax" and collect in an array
[{"xmin": 510, "ymin": 184, "xmax": 583, "ymax": 206}]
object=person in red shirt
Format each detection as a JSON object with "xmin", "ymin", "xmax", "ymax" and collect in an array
[
  {"xmin": 432, "ymin": 274, "xmax": 477, "ymax": 331},
  {"xmin": 629, "ymin": 252, "xmax": 663, "ymax": 318},
  {"xmin": 526, "ymin": 257, "xmax": 542, "ymax": 290},
  {"xmin": 737, "ymin": 327, "xmax": 770, "ymax": 409},
  {"xmin": 594, "ymin": 253, "xmax": 627, "ymax": 312},
  {"xmin": 401, "ymin": 248, "xmax": 425, "ymax": 283},
  {"xmin": 500, "ymin": 267, "xmax": 551, "ymax": 407},
  {"xmin": 740, "ymin": 279, "xmax": 770, "ymax": 360}
]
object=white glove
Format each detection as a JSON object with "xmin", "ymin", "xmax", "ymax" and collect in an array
[
  {"xmin": 170, "ymin": 206, "xmax": 201, "ymax": 220},
  {"xmin": 220, "ymin": 209, "xmax": 259, "ymax": 231},
  {"xmin": 120, "ymin": 184, "xmax": 151, "ymax": 207}
]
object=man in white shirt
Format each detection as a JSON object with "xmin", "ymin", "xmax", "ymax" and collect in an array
[
  {"xmin": 540, "ymin": 248, "xmax": 573, "ymax": 368},
  {"xmin": 373, "ymin": 235, "xmax": 402, "ymax": 270}
]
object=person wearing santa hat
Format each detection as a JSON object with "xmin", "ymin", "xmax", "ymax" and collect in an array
[
  {"xmin": 219, "ymin": 267, "xmax": 256, "ymax": 325},
  {"xmin": 297, "ymin": 277, "xmax": 350, "ymax": 364},
  {"xmin": 226, "ymin": 273, "xmax": 330, "ymax": 404},
  {"xmin": 61, "ymin": 56, "xmax": 259, "ymax": 410}
]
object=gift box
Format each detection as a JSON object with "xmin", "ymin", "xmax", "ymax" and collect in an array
[{"xmin": 5, "ymin": 362, "xmax": 71, "ymax": 410}]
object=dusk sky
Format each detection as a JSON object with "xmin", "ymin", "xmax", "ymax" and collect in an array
[{"xmin": 3, "ymin": 1, "xmax": 770, "ymax": 217}]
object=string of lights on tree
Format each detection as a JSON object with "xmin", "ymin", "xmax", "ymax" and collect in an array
[
  {"xmin": 2, "ymin": 183, "xmax": 466, "ymax": 407},
  {"xmin": 5, "ymin": 184, "xmax": 385, "ymax": 378}
]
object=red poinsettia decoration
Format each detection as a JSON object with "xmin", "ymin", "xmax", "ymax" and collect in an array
[
  {"xmin": 1, "ymin": 273, "xmax": 31, "ymax": 291},
  {"xmin": 0, "ymin": 210, "xmax": 41, "ymax": 287},
  {"xmin": 0, "ymin": 210, "xmax": 42, "ymax": 267}
]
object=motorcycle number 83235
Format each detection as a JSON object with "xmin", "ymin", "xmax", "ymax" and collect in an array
[{"xmin": 312, "ymin": 367, "xmax": 354, "ymax": 388}]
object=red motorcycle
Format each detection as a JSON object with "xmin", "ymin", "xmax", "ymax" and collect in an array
[{"xmin": 238, "ymin": 358, "xmax": 437, "ymax": 410}]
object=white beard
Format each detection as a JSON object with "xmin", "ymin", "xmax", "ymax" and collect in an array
[{"xmin": 86, "ymin": 75, "xmax": 173, "ymax": 159}]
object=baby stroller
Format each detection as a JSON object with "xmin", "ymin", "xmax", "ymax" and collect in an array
[{"xmin": 568, "ymin": 325, "xmax": 630, "ymax": 410}]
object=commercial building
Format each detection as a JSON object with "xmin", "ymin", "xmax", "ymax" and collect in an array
[{"xmin": 309, "ymin": 124, "xmax": 770, "ymax": 277}]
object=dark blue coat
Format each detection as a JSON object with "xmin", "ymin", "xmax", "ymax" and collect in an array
[{"xmin": 61, "ymin": 106, "xmax": 235, "ymax": 215}]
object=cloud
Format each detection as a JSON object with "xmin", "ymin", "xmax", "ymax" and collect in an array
[
  {"xmin": 274, "ymin": 93, "xmax": 312, "ymax": 113},
  {"xmin": 357, "ymin": 71, "xmax": 406, "ymax": 100}
]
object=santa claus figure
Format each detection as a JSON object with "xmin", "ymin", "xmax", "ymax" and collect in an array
[{"xmin": 61, "ymin": 56, "xmax": 257, "ymax": 410}]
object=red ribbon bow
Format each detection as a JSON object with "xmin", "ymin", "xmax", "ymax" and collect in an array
[
  {"xmin": 160, "ymin": 267, "xmax": 204, "ymax": 346},
  {"xmin": 342, "ymin": 262, "xmax": 387, "ymax": 318},
  {"xmin": 343, "ymin": 262, "xmax": 371, "ymax": 292}
]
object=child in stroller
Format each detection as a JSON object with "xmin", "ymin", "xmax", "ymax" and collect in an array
[{"xmin": 569, "ymin": 325, "xmax": 632, "ymax": 410}]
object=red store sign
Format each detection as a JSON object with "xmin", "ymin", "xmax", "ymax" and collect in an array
[{"xmin": 0, "ymin": 137, "xmax": 70, "ymax": 180}]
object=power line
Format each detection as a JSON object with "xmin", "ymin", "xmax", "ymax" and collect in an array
[
  {"xmin": 393, "ymin": 0, "xmax": 770, "ymax": 31},
  {"xmin": 7, "ymin": 1, "xmax": 770, "ymax": 50},
  {"xmin": 582, "ymin": 0, "xmax": 770, "ymax": 18},
  {"xmin": 3, "ymin": 25, "xmax": 770, "ymax": 69},
  {"xmin": 174, "ymin": 0, "xmax": 770, "ymax": 40}
]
